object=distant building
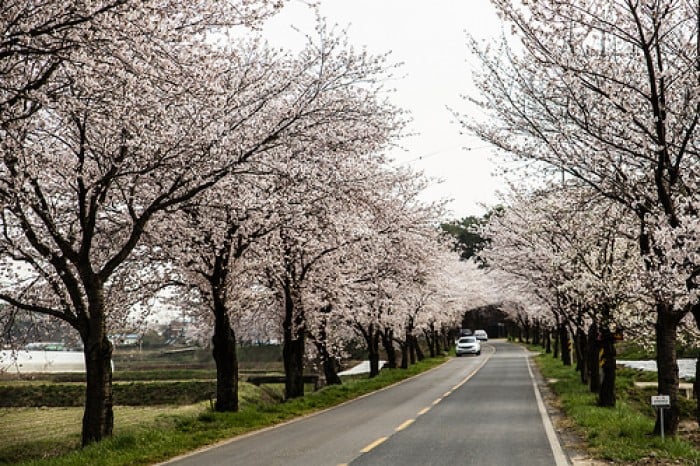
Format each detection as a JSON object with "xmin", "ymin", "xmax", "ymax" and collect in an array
[{"xmin": 108, "ymin": 333, "xmax": 141, "ymax": 347}]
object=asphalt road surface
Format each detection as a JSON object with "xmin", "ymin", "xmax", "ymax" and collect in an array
[{"xmin": 162, "ymin": 340, "xmax": 568, "ymax": 466}]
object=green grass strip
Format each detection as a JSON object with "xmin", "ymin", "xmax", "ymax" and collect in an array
[{"xmin": 529, "ymin": 345, "xmax": 700, "ymax": 464}]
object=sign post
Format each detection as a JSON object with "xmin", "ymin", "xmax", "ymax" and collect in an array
[{"xmin": 651, "ymin": 395, "xmax": 671, "ymax": 440}]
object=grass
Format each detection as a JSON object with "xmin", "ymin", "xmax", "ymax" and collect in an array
[
  {"xmin": 0, "ymin": 356, "xmax": 447, "ymax": 466},
  {"xmin": 530, "ymin": 345, "xmax": 700, "ymax": 464}
]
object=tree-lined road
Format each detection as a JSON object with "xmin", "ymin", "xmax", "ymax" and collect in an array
[{"xmin": 164, "ymin": 341, "xmax": 568, "ymax": 466}]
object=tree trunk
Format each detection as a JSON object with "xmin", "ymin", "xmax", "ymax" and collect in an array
[
  {"xmin": 314, "ymin": 338, "xmax": 341, "ymax": 386},
  {"xmin": 533, "ymin": 319, "xmax": 541, "ymax": 346},
  {"xmin": 323, "ymin": 357, "xmax": 342, "ymax": 385},
  {"xmin": 575, "ymin": 326, "xmax": 588, "ymax": 385},
  {"xmin": 381, "ymin": 328, "xmax": 397, "ymax": 369},
  {"xmin": 552, "ymin": 327, "xmax": 559, "ymax": 359},
  {"xmin": 313, "ymin": 310, "xmax": 341, "ymax": 386},
  {"xmin": 81, "ymin": 328, "xmax": 114, "ymax": 446},
  {"xmin": 212, "ymin": 309, "xmax": 238, "ymax": 411},
  {"xmin": 690, "ymin": 308, "xmax": 700, "ymax": 425},
  {"xmin": 283, "ymin": 334, "xmax": 305, "ymax": 399},
  {"xmin": 282, "ymin": 284, "xmax": 305, "ymax": 399},
  {"xmin": 424, "ymin": 327, "xmax": 436, "ymax": 358},
  {"xmin": 587, "ymin": 321, "xmax": 601, "ymax": 393},
  {"xmin": 406, "ymin": 323, "xmax": 417, "ymax": 365},
  {"xmin": 544, "ymin": 328, "xmax": 551, "ymax": 354},
  {"xmin": 399, "ymin": 340, "xmax": 409, "ymax": 369},
  {"xmin": 430, "ymin": 325, "xmax": 439, "ymax": 356},
  {"xmin": 560, "ymin": 324, "xmax": 571, "ymax": 366},
  {"xmin": 695, "ymin": 356, "xmax": 700, "ymax": 426},
  {"xmin": 413, "ymin": 335, "xmax": 425, "ymax": 361},
  {"xmin": 524, "ymin": 320, "xmax": 531, "ymax": 344},
  {"xmin": 368, "ymin": 329, "xmax": 381, "ymax": 378},
  {"xmin": 597, "ymin": 326, "xmax": 616, "ymax": 407},
  {"xmin": 654, "ymin": 306, "xmax": 681, "ymax": 436}
]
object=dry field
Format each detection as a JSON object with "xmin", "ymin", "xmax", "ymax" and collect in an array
[{"xmin": 0, "ymin": 403, "xmax": 206, "ymax": 451}]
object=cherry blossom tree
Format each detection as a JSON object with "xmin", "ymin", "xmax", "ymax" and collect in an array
[
  {"xmin": 256, "ymin": 165, "xmax": 415, "ymax": 395},
  {"xmin": 0, "ymin": 1, "xmax": 320, "ymax": 445},
  {"xmin": 340, "ymin": 174, "xmax": 447, "ymax": 377},
  {"xmin": 154, "ymin": 24, "xmax": 406, "ymax": 406},
  {"xmin": 0, "ymin": 1, "xmax": 284, "ymax": 126},
  {"xmin": 463, "ymin": 0, "xmax": 700, "ymax": 434},
  {"xmin": 479, "ymin": 183, "xmax": 650, "ymax": 406}
]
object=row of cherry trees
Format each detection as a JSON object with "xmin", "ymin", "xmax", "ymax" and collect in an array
[
  {"xmin": 0, "ymin": 0, "xmax": 469, "ymax": 446},
  {"xmin": 465, "ymin": 0, "xmax": 700, "ymax": 436},
  {"xmin": 480, "ymin": 182, "xmax": 700, "ymax": 427}
]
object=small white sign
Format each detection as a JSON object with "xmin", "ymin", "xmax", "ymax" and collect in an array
[{"xmin": 651, "ymin": 395, "xmax": 670, "ymax": 407}]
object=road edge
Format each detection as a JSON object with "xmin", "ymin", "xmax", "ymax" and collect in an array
[
  {"xmin": 525, "ymin": 349, "xmax": 570, "ymax": 466},
  {"xmin": 524, "ymin": 347, "xmax": 606, "ymax": 466}
]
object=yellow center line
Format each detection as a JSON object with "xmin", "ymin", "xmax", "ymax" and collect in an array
[
  {"xmin": 395, "ymin": 419, "xmax": 415, "ymax": 431},
  {"xmin": 453, "ymin": 347, "xmax": 493, "ymax": 390},
  {"xmin": 355, "ymin": 348, "xmax": 496, "ymax": 459},
  {"xmin": 360, "ymin": 436, "xmax": 388, "ymax": 453}
]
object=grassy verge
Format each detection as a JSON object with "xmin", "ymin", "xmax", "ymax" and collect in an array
[
  {"xmin": 529, "ymin": 345, "xmax": 700, "ymax": 464},
  {"xmin": 1, "ymin": 356, "xmax": 446, "ymax": 466}
]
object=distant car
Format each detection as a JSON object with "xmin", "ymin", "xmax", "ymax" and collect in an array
[
  {"xmin": 474, "ymin": 329, "xmax": 488, "ymax": 341},
  {"xmin": 459, "ymin": 328, "xmax": 473, "ymax": 337},
  {"xmin": 455, "ymin": 336, "xmax": 481, "ymax": 356}
]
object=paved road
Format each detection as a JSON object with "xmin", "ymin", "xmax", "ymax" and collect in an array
[
  {"xmin": 351, "ymin": 341, "xmax": 567, "ymax": 465},
  {"xmin": 162, "ymin": 340, "xmax": 568, "ymax": 466}
]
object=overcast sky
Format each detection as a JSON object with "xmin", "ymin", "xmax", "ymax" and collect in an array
[{"xmin": 261, "ymin": 0, "xmax": 507, "ymax": 218}]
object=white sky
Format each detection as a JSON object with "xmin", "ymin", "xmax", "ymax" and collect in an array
[{"xmin": 261, "ymin": 0, "xmax": 508, "ymax": 218}]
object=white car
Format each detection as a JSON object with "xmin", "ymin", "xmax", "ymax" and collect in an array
[
  {"xmin": 474, "ymin": 329, "xmax": 488, "ymax": 341},
  {"xmin": 455, "ymin": 336, "xmax": 481, "ymax": 356}
]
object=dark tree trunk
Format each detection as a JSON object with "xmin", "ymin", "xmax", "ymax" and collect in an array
[
  {"xmin": 654, "ymin": 306, "xmax": 681, "ymax": 436},
  {"xmin": 432, "ymin": 324, "xmax": 440, "ymax": 356},
  {"xmin": 544, "ymin": 328, "xmax": 552, "ymax": 354},
  {"xmin": 323, "ymin": 357, "xmax": 342, "ymax": 385},
  {"xmin": 208, "ymin": 220, "xmax": 242, "ymax": 412},
  {"xmin": 212, "ymin": 309, "xmax": 238, "ymax": 411},
  {"xmin": 313, "ymin": 308, "xmax": 341, "ymax": 386},
  {"xmin": 533, "ymin": 319, "xmax": 541, "ymax": 346},
  {"xmin": 381, "ymin": 328, "xmax": 397, "ymax": 369},
  {"xmin": 597, "ymin": 326, "xmax": 616, "ymax": 407},
  {"xmin": 314, "ymin": 338, "xmax": 341, "ymax": 386},
  {"xmin": 399, "ymin": 341, "xmax": 409, "ymax": 369},
  {"xmin": 368, "ymin": 329, "xmax": 381, "ymax": 378},
  {"xmin": 81, "ymin": 325, "xmax": 114, "ymax": 447},
  {"xmin": 406, "ymin": 322, "xmax": 417, "ymax": 365},
  {"xmin": 587, "ymin": 322, "xmax": 601, "ymax": 393},
  {"xmin": 282, "ymin": 284, "xmax": 305, "ymax": 399},
  {"xmin": 575, "ymin": 326, "xmax": 588, "ymax": 385},
  {"xmin": 695, "ymin": 356, "xmax": 700, "ymax": 426},
  {"xmin": 424, "ymin": 327, "xmax": 436, "ymax": 358},
  {"xmin": 560, "ymin": 324, "xmax": 571, "ymax": 366},
  {"xmin": 409, "ymin": 338, "xmax": 417, "ymax": 364},
  {"xmin": 691, "ymin": 308, "xmax": 700, "ymax": 425},
  {"xmin": 413, "ymin": 335, "xmax": 425, "ymax": 361},
  {"xmin": 524, "ymin": 322, "xmax": 531, "ymax": 344},
  {"xmin": 442, "ymin": 328, "xmax": 451, "ymax": 353},
  {"xmin": 283, "ymin": 334, "xmax": 305, "ymax": 399},
  {"xmin": 552, "ymin": 327, "xmax": 559, "ymax": 359}
]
